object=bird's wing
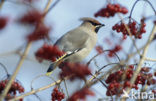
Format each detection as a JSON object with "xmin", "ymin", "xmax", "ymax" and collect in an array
[{"xmin": 55, "ymin": 28, "xmax": 90, "ymax": 52}]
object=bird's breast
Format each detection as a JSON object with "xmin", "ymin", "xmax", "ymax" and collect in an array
[{"xmin": 66, "ymin": 32, "xmax": 97, "ymax": 63}]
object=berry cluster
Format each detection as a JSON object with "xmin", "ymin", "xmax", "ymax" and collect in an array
[
  {"xmin": 51, "ymin": 87, "xmax": 65, "ymax": 101},
  {"xmin": 35, "ymin": 44, "xmax": 64, "ymax": 62},
  {"xmin": 0, "ymin": 79, "xmax": 24, "ymax": 100},
  {"xmin": 26, "ymin": 23, "xmax": 50, "ymax": 42},
  {"xmin": 112, "ymin": 19, "xmax": 146, "ymax": 39},
  {"xmin": 105, "ymin": 65, "xmax": 156, "ymax": 96},
  {"xmin": 19, "ymin": 10, "xmax": 44, "ymax": 25},
  {"xmin": 95, "ymin": 45, "xmax": 103, "ymax": 54},
  {"xmin": 68, "ymin": 88, "xmax": 94, "ymax": 101},
  {"xmin": 108, "ymin": 45, "xmax": 122, "ymax": 57},
  {"xmin": 0, "ymin": 16, "xmax": 8, "ymax": 30},
  {"xmin": 95, "ymin": 4, "xmax": 128, "ymax": 18},
  {"xmin": 19, "ymin": 9, "xmax": 51, "ymax": 42},
  {"xmin": 59, "ymin": 62, "xmax": 91, "ymax": 80}
]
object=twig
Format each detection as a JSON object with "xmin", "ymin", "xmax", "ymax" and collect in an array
[
  {"xmin": 31, "ymin": 74, "xmax": 56, "ymax": 90},
  {"xmin": 98, "ymin": 63, "xmax": 119, "ymax": 72},
  {"xmin": 129, "ymin": 0, "xmax": 156, "ymax": 19},
  {"xmin": 93, "ymin": 59, "xmax": 100, "ymax": 69},
  {"xmin": 145, "ymin": 57, "xmax": 156, "ymax": 62},
  {"xmin": 91, "ymin": 74, "xmax": 113, "ymax": 101},
  {"xmin": 87, "ymin": 63, "xmax": 119, "ymax": 83},
  {"xmin": 33, "ymin": 94, "xmax": 42, "ymax": 101},
  {"xmin": 0, "ymin": 62, "xmax": 9, "ymax": 76},
  {"xmin": 0, "ymin": 44, "xmax": 24, "ymax": 57},
  {"xmin": 0, "ymin": 51, "xmax": 17, "ymax": 57},
  {"xmin": 45, "ymin": 0, "xmax": 61, "ymax": 15},
  {"xmin": 30, "ymin": 74, "xmax": 55, "ymax": 101},
  {"xmin": 5, "ymin": 0, "xmax": 34, "ymax": 8},
  {"xmin": 87, "ymin": 50, "xmax": 120, "ymax": 66}
]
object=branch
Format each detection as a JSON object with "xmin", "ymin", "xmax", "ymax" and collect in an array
[
  {"xmin": 145, "ymin": 57, "xmax": 156, "ymax": 62},
  {"xmin": 9, "ymin": 78, "xmax": 65, "ymax": 101},
  {"xmin": 0, "ymin": 42, "xmax": 32, "ymax": 101},
  {"xmin": 124, "ymin": 25, "xmax": 156, "ymax": 97}
]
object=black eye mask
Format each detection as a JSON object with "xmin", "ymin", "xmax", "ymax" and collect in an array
[
  {"xmin": 88, "ymin": 21, "xmax": 101, "ymax": 26},
  {"xmin": 87, "ymin": 21, "xmax": 104, "ymax": 33},
  {"xmin": 95, "ymin": 27, "xmax": 101, "ymax": 33}
]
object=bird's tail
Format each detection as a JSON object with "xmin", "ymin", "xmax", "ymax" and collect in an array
[
  {"xmin": 46, "ymin": 53, "xmax": 67, "ymax": 76},
  {"xmin": 46, "ymin": 49, "xmax": 81, "ymax": 76},
  {"xmin": 46, "ymin": 63, "xmax": 56, "ymax": 76}
]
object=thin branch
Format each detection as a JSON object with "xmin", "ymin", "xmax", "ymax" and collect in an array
[
  {"xmin": 45, "ymin": 0, "xmax": 61, "ymax": 15},
  {"xmin": 87, "ymin": 63, "xmax": 119, "ymax": 83},
  {"xmin": 98, "ymin": 63, "xmax": 120, "ymax": 73},
  {"xmin": 0, "ymin": 51, "xmax": 16, "ymax": 57},
  {"xmin": 87, "ymin": 50, "xmax": 120, "ymax": 66},
  {"xmin": 145, "ymin": 57, "xmax": 156, "ymax": 62},
  {"xmin": 129, "ymin": 0, "xmax": 156, "ymax": 19},
  {"xmin": 5, "ymin": 0, "xmax": 34, "ymax": 8},
  {"xmin": 31, "ymin": 74, "xmax": 56, "ymax": 90},
  {"xmin": 0, "ymin": 44, "xmax": 24, "ymax": 57},
  {"xmin": 91, "ymin": 74, "xmax": 113, "ymax": 101},
  {"xmin": 0, "ymin": 62, "xmax": 9, "ymax": 76},
  {"xmin": 63, "ymin": 79, "xmax": 69, "ymax": 99},
  {"xmin": 33, "ymin": 93, "xmax": 42, "ymax": 101}
]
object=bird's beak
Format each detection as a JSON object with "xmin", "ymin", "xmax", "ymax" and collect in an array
[
  {"xmin": 96, "ymin": 24, "xmax": 105, "ymax": 28},
  {"xmin": 100, "ymin": 24, "xmax": 105, "ymax": 27}
]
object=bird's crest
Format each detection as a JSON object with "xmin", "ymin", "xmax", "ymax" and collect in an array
[{"xmin": 80, "ymin": 17, "xmax": 101, "ymax": 25}]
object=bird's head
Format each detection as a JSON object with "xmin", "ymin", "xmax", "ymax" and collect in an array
[{"xmin": 80, "ymin": 17, "xmax": 105, "ymax": 33}]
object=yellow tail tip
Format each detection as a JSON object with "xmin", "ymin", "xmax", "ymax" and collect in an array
[{"xmin": 46, "ymin": 72, "xmax": 52, "ymax": 76}]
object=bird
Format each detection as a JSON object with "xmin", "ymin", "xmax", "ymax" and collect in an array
[{"xmin": 46, "ymin": 17, "xmax": 105, "ymax": 76}]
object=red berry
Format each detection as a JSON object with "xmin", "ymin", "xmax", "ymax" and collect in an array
[{"xmin": 0, "ymin": 16, "xmax": 8, "ymax": 30}]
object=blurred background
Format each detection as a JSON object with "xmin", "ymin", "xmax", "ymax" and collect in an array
[{"xmin": 0, "ymin": 0, "xmax": 156, "ymax": 100}]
